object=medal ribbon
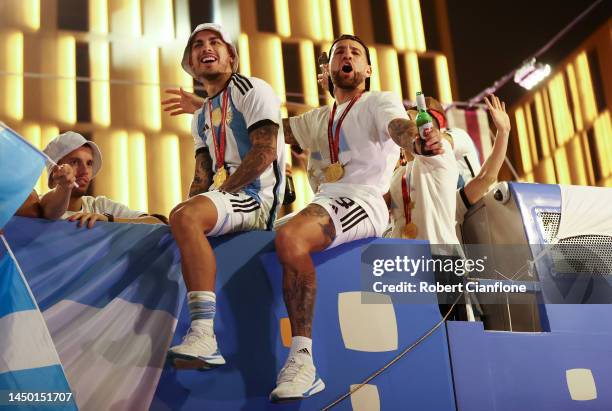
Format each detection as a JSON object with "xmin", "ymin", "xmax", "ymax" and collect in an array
[
  {"xmin": 327, "ymin": 92, "xmax": 362, "ymax": 164},
  {"xmin": 208, "ymin": 90, "xmax": 230, "ymax": 171},
  {"xmin": 401, "ymin": 169, "xmax": 413, "ymax": 224}
]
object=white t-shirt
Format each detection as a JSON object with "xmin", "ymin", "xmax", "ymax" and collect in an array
[
  {"xmin": 448, "ymin": 127, "xmax": 481, "ymax": 188},
  {"xmin": 61, "ymin": 196, "xmax": 146, "ymax": 220},
  {"xmin": 191, "ymin": 73, "xmax": 286, "ymax": 223},
  {"xmin": 289, "ymin": 91, "xmax": 408, "ymax": 231},
  {"xmin": 387, "ymin": 139, "xmax": 461, "ymax": 250}
]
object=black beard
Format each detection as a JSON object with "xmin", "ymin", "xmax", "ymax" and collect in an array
[
  {"xmin": 200, "ymin": 71, "xmax": 224, "ymax": 82},
  {"xmin": 330, "ymin": 69, "xmax": 365, "ymax": 90}
]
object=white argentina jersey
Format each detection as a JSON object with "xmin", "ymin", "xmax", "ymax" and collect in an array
[{"xmin": 191, "ymin": 73, "xmax": 286, "ymax": 229}]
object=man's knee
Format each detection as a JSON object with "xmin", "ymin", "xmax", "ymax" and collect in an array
[
  {"xmin": 170, "ymin": 198, "xmax": 216, "ymax": 234},
  {"xmin": 275, "ymin": 225, "xmax": 307, "ymax": 260}
]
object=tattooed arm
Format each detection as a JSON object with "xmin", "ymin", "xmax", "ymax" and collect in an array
[
  {"xmin": 387, "ymin": 118, "xmax": 444, "ymax": 155},
  {"xmin": 189, "ymin": 148, "xmax": 214, "ymax": 197},
  {"xmin": 219, "ymin": 122, "xmax": 278, "ymax": 193},
  {"xmin": 282, "ymin": 118, "xmax": 300, "ymax": 146}
]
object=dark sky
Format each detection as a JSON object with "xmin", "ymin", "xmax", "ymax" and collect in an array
[{"xmin": 446, "ymin": 0, "xmax": 611, "ymax": 106}]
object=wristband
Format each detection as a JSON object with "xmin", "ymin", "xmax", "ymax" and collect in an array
[{"xmin": 103, "ymin": 213, "xmax": 114, "ymax": 222}]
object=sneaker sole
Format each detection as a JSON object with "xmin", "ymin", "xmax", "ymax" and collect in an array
[
  {"xmin": 167, "ymin": 352, "xmax": 226, "ymax": 371},
  {"xmin": 269, "ymin": 378, "xmax": 325, "ymax": 403}
]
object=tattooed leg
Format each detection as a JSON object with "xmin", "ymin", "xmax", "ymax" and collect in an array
[{"xmin": 274, "ymin": 204, "xmax": 336, "ymax": 337}]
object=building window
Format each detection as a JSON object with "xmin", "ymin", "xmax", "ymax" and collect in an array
[
  {"xmin": 75, "ymin": 43, "xmax": 91, "ymax": 123},
  {"xmin": 256, "ymin": 0, "xmax": 277, "ymax": 33},
  {"xmin": 369, "ymin": 0, "xmax": 392, "ymax": 45},
  {"xmin": 57, "ymin": 0, "xmax": 89, "ymax": 31},
  {"xmin": 188, "ymin": 0, "xmax": 214, "ymax": 31},
  {"xmin": 282, "ymin": 42, "xmax": 303, "ymax": 104}
]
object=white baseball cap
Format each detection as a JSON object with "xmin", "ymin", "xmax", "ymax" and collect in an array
[
  {"xmin": 43, "ymin": 131, "xmax": 102, "ymax": 188},
  {"xmin": 181, "ymin": 23, "xmax": 239, "ymax": 78}
]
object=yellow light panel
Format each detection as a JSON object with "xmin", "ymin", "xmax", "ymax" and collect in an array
[
  {"xmin": 90, "ymin": 41, "xmax": 111, "ymax": 126},
  {"xmin": 128, "ymin": 132, "xmax": 148, "ymax": 212},
  {"xmin": 238, "ymin": 33, "xmax": 251, "ymax": 77},
  {"xmin": 57, "ymin": 35, "xmax": 77, "ymax": 125},
  {"xmin": 565, "ymin": 63, "xmax": 583, "ymax": 130},
  {"xmin": 378, "ymin": 48, "xmax": 402, "ymax": 97},
  {"xmin": 335, "ymin": 0, "xmax": 354, "ymax": 34},
  {"xmin": 159, "ymin": 134, "xmax": 182, "ymax": 214},
  {"xmin": 594, "ymin": 111, "xmax": 612, "ymax": 179},
  {"xmin": 0, "ymin": 31, "xmax": 23, "ymax": 121},
  {"xmin": 409, "ymin": 0, "xmax": 426, "ymax": 51},
  {"xmin": 566, "ymin": 136, "xmax": 588, "ymax": 185},
  {"xmin": 318, "ymin": 0, "xmax": 334, "ymax": 41},
  {"xmin": 387, "ymin": 0, "xmax": 405, "ymax": 49},
  {"xmin": 435, "ymin": 55, "xmax": 452, "ymax": 104},
  {"xmin": 404, "ymin": 51, "xmax": 421, "ymax": 98},
  {"xmin": 368, "ymin": 47, "xmax": 381, "ymax": 91},
  {"xmin": 514, "ymin": 107, "xmax": 532, "ymax": 174},
  {"xmin": 533, "ymin": 93, "xmax": 550, "ymax": 157},
  {"xmin": 274, "ymin": 0, "xmax": 291, "ymax": 37},
  {"xmin": 90, "ymin": 0, "xmax": 109, "ymax": 33},
  {"xmin": 299, "ymin": 40, "xmax": 319, "ymax": 107},
  {"xmin": 575, "ymin": 52, "xmax": 597, "ymax": 123},
  {"xmin": 141, "ymin": 47, "xmax": 161, "ymax": 131},
  {"xmin": 553, "ymin": 146, "xmax": 571, "ymax": 185}
]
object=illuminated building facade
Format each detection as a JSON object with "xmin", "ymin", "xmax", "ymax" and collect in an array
[
  {"xmin": 0, "ymin": 0, "xmax": 457, "ymax": 214},
  {"xmin": 509, "ymin": 20, "xmax": 611, "ymax": 187}
]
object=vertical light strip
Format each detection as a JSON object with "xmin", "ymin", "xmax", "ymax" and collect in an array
[
  {"xmin": 409, "ymin": 0, "xmax": 426, "ymax": 51},
  {"xmin": 368, "ymin": 47, "xmax": 381, "ymax": 91},
  {"xmin": 553, "ymin": 147, "xmax": 571, "ymax": 185},
  {"xmin": 515, "ymin": 108, "xmax": 532, "ymax": 174},
  {"xmin": 274, "ymin": 0, "xmax": 291, "ymax": 37},
  {"xmin": 299, "ymin": 40, "xmax": 319, "ymax": 107},
  {"xmin": 160, "ymin": 134, "xmax": 182, "ymax": 214},
  {"xmin": 128, "ymin": 132, "xmax": 148, "ymax": 212},
  {"xmin": 575, "ymin": 52, "xmax": 597, "ymax": 123},
  {"xmin": 318, "ymin": 0, "xmax": 334, "ymax": 41},
  {"xmin": 58, "ymin": 35, "xmax": 77, "ymax": 125},
  {"xmin": 293, "ymin": 169, "xmax": 313, "ymax": 211},
  {"xmin": 534, "ymin": 93, "xmax": 550, "ymax": 157},
  {"xmin": 90, "ymin": 0, "xmax": 109, "ymax": 33},
  {"xmin": 378, "ymin": 48, "xmax": 402, "ymax": 97},
  {"xmin": 567, "ymin": 137, "xmax": 588, "ymax": 185},
  {"xmin": 435, "ymin": 55, "xmax": 452, "ymax": 103},
  {"xmin": 541, "ymin": 88, "xmax": 556, "ymax": 151},
  {"xmin": 336, "ymin": 0, "xmax": 354, "ymax": 34},
  {"xmin": 90, "ymin": 41, "xmax": 111, "ymax": 126},
  {"xmin": 404, "ymin": 51, "xmax": 421, "ymax": 98},
  {"xmin": 548, "ymin": 74, "xmax": 573, "ymax": 144},
  {"xmin": 23, "ymin": 0, "xmax": 41, "ymax": 31},
  {"xmin": 238, "ymin": 33, "xmax": 251, "ymax": 77},
  {"xmin": 400, "ymin": 0, "xmax": 415, "ymax": 50},
  {"xmin": 387, "ymin": 0, "xmax": 405, "ymax": 49},
  {"xmin": 524, "ymin": 103, "xmax": 538, "ymax": 165},
  {"xmin": 0, "ymin": 31, "xmax": 24, "ymax": 120},
  {"xmin": 310, "ymin": 0, "xmax": 322, "ymax": 40},
  {"xmin": 113, "ymin": 131, "xmax": 131, "ymax": 205},
  {"xmin": 594, "ymin": 111, "xmax": 611, "ymax": 179},
  {"xmin": 565, "ymin": 63, "xmax": 583, "ymax": 130},
  {"xmin": 143, "ymin": 47, "xmax": 161, "ymax": 131},
  {"xmin": 21, "ymin": 124, "xmax": 43, "ymax": 193}
]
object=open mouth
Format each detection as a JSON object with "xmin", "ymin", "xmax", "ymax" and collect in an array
[
  {"xmin": 201, "ymin": 55, "xmax": 217, "ymax": 64},
  {"xmin": 341, "ymin": 64, "xmax": 353, "ymax": 73}
]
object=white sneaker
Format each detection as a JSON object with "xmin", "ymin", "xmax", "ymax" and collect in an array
[
  {"xmin": 167, "ymin": 327, "xmax": 225, "ymax": 370},
  {"xmin": 269, "ymin": 352, "xmax": 325, "ymax": 403}
]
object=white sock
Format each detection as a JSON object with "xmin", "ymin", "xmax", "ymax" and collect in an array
[
  {"xmin": 188, "ymin": 291, "xmax": 216, "ymax": 332},
  {"xmin": 289, "ymin": 336, "xmax": 312, "ymax": 358}
]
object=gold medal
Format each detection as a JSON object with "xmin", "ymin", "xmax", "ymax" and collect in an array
[
  {"xmin": 213, "ymin": 168, "xmax": 228, "ymax": 187},
  {"xmin": 324, "ymin": 162, "xmax": 344, "ymax": 183},
  {"xmin": 402, "ymin": 222, "xmax": 418, "ymax": 239},
  {"xmin": 211, "ymin": 107, "xmax": 222, "ymax": 127}
]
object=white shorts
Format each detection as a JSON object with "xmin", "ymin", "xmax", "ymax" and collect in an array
[
  {"xmin": 197, "ymin": 190, "xmax": 269, "ymax": 236},
  {"xmin": 311, "ymin": 194, "xmax": 377, "ymax": 249}
]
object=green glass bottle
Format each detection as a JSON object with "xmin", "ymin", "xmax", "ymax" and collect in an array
[{"xmin": 415, "ymin": 91, "xmax": 433, "ymax": 140}]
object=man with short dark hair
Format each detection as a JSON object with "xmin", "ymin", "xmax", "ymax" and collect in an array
[
  {"xmin": 165, "ymin": 23, "xmax": 285, "ymax": 370},
  {"xmin": 273, "ymin": 34, "xmax": 445, "ymax": 402}
]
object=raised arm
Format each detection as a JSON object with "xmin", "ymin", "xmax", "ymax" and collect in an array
[
  {"xmin": 40, "ymin": 164, "xmax": 76, "ymax": 219},
  {"xmin": 387, "ymin": 118, "xmax": 445, "ymax": 155},
  {"xmin": 219, "ymin": 122, "xmax": 278, "ymax": 193},
  {"xmin": 463, "ymin": 94, "xmax": 511, "ymax": 204},
  {"xmin": 189, "ymin": 148, "xmax": 214, "ymax": 197},
  {"xmin": 162, "ymin": 88, "xmax": 205, "ymax": 116}
]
